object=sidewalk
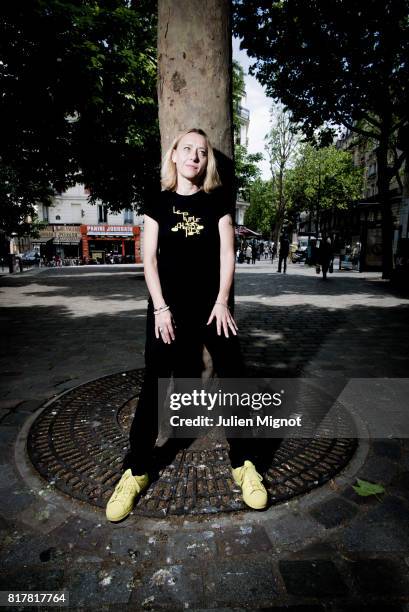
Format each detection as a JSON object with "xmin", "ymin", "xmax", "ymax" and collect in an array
[{"xmin": 1, "ymin": 263, "xmax": 409, "ymax": 610}]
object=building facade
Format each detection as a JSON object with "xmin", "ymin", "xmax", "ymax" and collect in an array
[
  {"xmin": 336, "ymin": 129, "xmax": 409, "ymax": 271},
  {"xmin": 34, "ymin": 184, "xmax": 144, "ymax": 263}
]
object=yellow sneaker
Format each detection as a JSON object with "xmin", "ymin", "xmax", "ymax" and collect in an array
[
  {"xmin": 232, "ymin": 460, "xmax": 268, "ymax": 510},
  {"xmin": 106, "ymin": 469, "xmax": 149, "ymax": 522}
]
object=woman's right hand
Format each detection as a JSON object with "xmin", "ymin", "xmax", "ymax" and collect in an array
[{"xmin": 155, "ymin": 309, "xmax": 175, "ymax": 344}]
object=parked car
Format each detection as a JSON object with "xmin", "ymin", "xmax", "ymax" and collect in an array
[
  {"xmin": 20, "ymin": 250, "xmax": 39, "ymax": 264},
  {"xmin": 290, "ymin": 237, "xmax": 309, "ymax": 263}
]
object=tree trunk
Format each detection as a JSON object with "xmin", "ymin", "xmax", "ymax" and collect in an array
[
  {"xmin": 273, "ymin": 168, "xmax": 285, "ymax": 245},
  {"xmin": 377, "ymin": 125, "xmax": 394, "ymax": 279},
  {"xmin": 157, "ymin": 0, "xmax": 234, "ymax": 375},
  {"xmin": 157, "ymin": 0, "xmax": 234, "ymax": 199}
]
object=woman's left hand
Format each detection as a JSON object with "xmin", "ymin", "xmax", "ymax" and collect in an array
[{"xmin": 207, "ymin": 303, "xmax": 238, "ymax": 337}]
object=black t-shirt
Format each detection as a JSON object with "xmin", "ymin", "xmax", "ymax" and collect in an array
[{"xmin": 144, "ymin": 187, "xmax": 231, "ymax": 308}]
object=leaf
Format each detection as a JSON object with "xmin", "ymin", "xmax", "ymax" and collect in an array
[{"xmin": 352, "ymin": 478, "xmax": 385, "ymax": 497}]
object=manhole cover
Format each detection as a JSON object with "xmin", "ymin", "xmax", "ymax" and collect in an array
[{"xmin": 27, "ymin": 370, "xmax": 357, "ymax": 517}]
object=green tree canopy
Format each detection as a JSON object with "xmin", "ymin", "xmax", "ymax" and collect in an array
[
  {"xmin": 287, "ymin": 144, "xmax": 363, "ymax": 216},
  {"xmin": 233, "ymin": 0, "xmax": 409, "ymax": 276},
  {"xmin": 232, "ymin": 60, "xmax": 263, "ymax": 202},
  {"xmin": 244, "ymin": 176, "xmax": 274, "ymax": 235},
  {"xmin": 0, "ymin": 0, "xmax": 159, "ymax": 234}
]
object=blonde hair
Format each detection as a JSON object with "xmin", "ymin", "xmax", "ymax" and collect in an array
[{"xmin": 161, "ymin": 128, "xmax": 222, "ymax": 193}]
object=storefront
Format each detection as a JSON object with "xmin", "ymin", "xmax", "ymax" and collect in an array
[
  {"xmin": 31, "ymin": 226, "xmax": 81, "ymax": 260},
  {"xmin": 80, "ymin": 225, "xmax": 141, "ymax": 263}
]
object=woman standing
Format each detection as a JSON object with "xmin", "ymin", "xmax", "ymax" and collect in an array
[{"xmin": 106, "ymin": 128, "xmax": 268, "ymax": 522}]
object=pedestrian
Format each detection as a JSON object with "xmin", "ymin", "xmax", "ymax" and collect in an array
[
  {"xmin": 278, "ymin": 233, "xmax": 290, "ymax": 273},
  {"xmin": 264, "ymin": 242, "xmax": 269, "ymax": 260},
  {"xmin": 245, "ymin": 244, "xmax": 252, "ymax": 264},
  {"xmin": 106, "ymin": 128, "xmax": 268, "ymax": 523},
  {"xmin": 251, "ymin": 242, "xmax": 257, "ymax": 264},
  {"xmin": 319, "ymin": 236, "xmax": 334, "ymax": 280},
  {"xmin": 271, "ymin": 242, "xmax": 277, "ymax": 263}
]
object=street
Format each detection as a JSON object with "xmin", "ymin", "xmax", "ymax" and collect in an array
[
  {"xmin": 1, "ymin": 261, "xmax": 408, "ymax": 404},
  {"xmin": 1, "ymin": 262, "xmax": 409, "ymax": 609}
]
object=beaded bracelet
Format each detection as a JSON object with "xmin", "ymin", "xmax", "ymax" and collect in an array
[{"xmin": 154, "ymin": 305, "xmax": 170, "ymax": 315}]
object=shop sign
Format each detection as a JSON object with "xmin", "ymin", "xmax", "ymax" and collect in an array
[
  {"xmin": 86, "ymin": 225, "xmax": 133, "ymax": 236},
  {"xmin": 54, "ymin": 232, "xmax": 81, "ymax": 243}
]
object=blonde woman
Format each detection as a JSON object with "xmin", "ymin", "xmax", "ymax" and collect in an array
[{"xmin": 106, "ymin": 128, "xmax": 268, "ymax": 521}]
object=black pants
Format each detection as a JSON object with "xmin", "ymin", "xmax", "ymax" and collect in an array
[
  {"xmin": 125, "ymin": 300, "xmax": 268, "ymax": 474},
  {"xmin": 278, "ymin": 254, "xmax": 287, "ymax": 273}
]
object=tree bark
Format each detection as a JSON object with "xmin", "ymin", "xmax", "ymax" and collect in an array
[
  {"xmin": 157, "ymin": 0, "xmax": 234, "ymax": 199},
  {"xmin": 157, "ymin": 0, "xmax": 234, "ymax": 375}
]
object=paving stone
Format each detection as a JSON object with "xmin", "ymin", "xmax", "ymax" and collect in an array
[
  {"xmin": 189, "ymin": 609, "xmax": 248, "ymax": 612},
  {"xmin": 0, "ymin": 485, "xmax": 37, "ymax": 520},
  {"xmin": 1, "ymin": 265, "xmax": 409, "ymax": 609},
  {"xmin": 348, "ymin": 558, "xmax": 409, "ymax": 597},
  {"xmin": 340, "ymin": 517, "xmax": 409, "ymax": 552},
  {"xmin": 279, "ymin": 560, "xmax": 348, "ymax": 597},
  {"xmin": 0, "ymin": 399, "xmax": 24, "ymax": 410},
  {"xmin": 129, "ymin": 563, "xmax": 204, "ymax": 609},
  {"xmin": 309, "ymin": 497, "xmax": 358, "ymax": 528},
  {"xmin": 214, "ymin": 524, "xmax": 273, "ymax": 557},
  {"xmin": 53, "ymin": 516, "xmax": 113, "ymax": 555},
  {"xmin": 285, "ymin": 541, "xmax": 338, "ymax": 560},
  {"xmin": 165, "ymin": 529, "xmax": 217, "ymax": 563},
  {"xmin": 252, "ymin": 607, "xmax": 325, "ymax": 612},
  {"xmin": 355, "ymin": 456, "xmax": 398, "ymax": 485},
  {"xmin": 64, "ymin": 565, "xmax": 133, "ymax": 607},
  {"xmin": 0, "ymin": 426, "xmax": 19, "ymax": 453},
  {"xmin": 0, "ymin": 463, "xmax": 19, "ymax": 491},
  {"xmin": 328, "ymin": 606, "xmax": 404, "ymax": 612},
  {"xmin": 0, "ymin": 411, "xmax": 31, "ymax": 426},
  {"xmin": 0, "ymin": 567, "xmax": 64, "ymax": 591},
  {"xmin": 109, "ymin": 529, "xmax": 165, "ymax": 564},
  {"xmin": 1, "ymin": 531, "xmax": 71, "ymax": 568},
  {"xmin": 263, "ymin": 513, "xmax": 324, "ymax": 549},
  {"xmin": 365, "ymin": 496, "xmax": 409, "ymax": 528},
  {"xmin": 372, "ymin": 440, "xmax": 402, "ymax": 460},
  {"xmin": 15, "ymin": 398, "xmax": 46, "ymax": 413},
  {"xmin": 203, "ymin": 557, "xmax": 279, "ymax": 607},
  {"xmin": 18, "ymin": 501, "xmax": 72, "ymax": 535},
  {"xmin": 389, "ymin": 472, "xmax": 409, "ymax": 502}
]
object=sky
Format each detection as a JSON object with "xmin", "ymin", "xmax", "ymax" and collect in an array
[{"xmin": 232, "ymin": 37, "xmax": 273, "ymax": 180}]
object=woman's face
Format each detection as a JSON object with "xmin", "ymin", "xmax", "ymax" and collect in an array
[{"xmin": 171, "ymin": 132, "xmax": 208, "ymax": 184}]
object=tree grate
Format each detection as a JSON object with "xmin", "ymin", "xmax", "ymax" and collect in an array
[{"xmin": 27, "ymin": 369, "xmax": 357, "ymax": 517}]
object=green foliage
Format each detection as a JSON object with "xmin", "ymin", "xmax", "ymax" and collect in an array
[
  {"xmin": 244, "ymin": 177, "xmax": 275, "ymax": 234},
  {"xmin": 264, "ymin": 106, "xmax": 300, "ymax": 240},
  {"xmin": 232, "ymin": 60, "xmax": 263, "ymax": 203},
  {"xmin": 352, "ymin": 479, "xmax": 385, "ymax": 497},
  {"xmin": 233, "ymin": 0, "xmax": 409, "ymax": 274},
  {"xmin": 235, "ymin": 144, "xmax": 262, "ymax": 201},
  {"xmin": 0, "ymin": 0, "xmax": 159, "ymax": 233},
  {"xmin": 233, "ymin": 0, "xmax": 409, "ymax": 141},
  {"xmin": 287, "ymin": 144, "xmax": 363, "ymax": 215}
]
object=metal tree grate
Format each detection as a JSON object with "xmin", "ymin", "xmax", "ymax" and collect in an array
[{"xmin": 27, "ymin": 370, "xmax": 357, "ymax": 517}]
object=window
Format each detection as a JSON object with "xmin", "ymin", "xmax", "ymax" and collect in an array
[
  {"xmin": 98, "ymin": 205, "xmax": 108, "ymax": 223},
  {"xmin": 43, "ymin": 204, "xmax": 49, "ymax": 222},
  {"xmin": 124, "ymin": 209, "xmax": 133, "ymax": 224}
]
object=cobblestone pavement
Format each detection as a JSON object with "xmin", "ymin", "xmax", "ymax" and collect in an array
[{"xmin": 1, "ymin": 261, "xmax": 409, "ymax": 610}]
